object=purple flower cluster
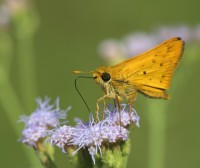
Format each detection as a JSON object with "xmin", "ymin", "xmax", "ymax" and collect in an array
[
  {"xmin": 48, "ymin": 104, "xmax": 140, "ymax": 164},
  {"xmin": 19, "ymin": 98, "xmax": 139, "ymax": 164},
  {"xmin": 71, "ymin": 115, "xmax": 129, "ymax": 154},
  {"xmin": 19, "ymin": 97, "xmax": 70, "ymax": 147}
]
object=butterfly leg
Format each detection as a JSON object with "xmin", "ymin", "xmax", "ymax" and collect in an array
[
  {"xmin": 96, "ymin": 102, "xmax": 100, "ymax": 123},
  {"xmin": 128, "ymin": 93, "xmax": 136, "ymax": 125},
  {"xmin": 113, "ymin": 99, "xmax": 117, "ymax": 109},
  {"xmin": 96, "ymin": 99, "xmax": 105, "ymax": 121},
  {"xmin": 102, "ymin": 98, "xmax": 106, "ymax": 120},
  {"xmin": 129, "ymin": 101, "xmax": 133, "ymax": 125},
  {"xmin": 115, "ymin": 96, "xmax": 122, "ymax": 125},
  {"xmin": 96, "ymin": 95, "xmax": 114, "ymax": 122}
]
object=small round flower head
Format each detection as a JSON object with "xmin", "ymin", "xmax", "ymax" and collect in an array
[
  {"xmin": 72, "ymin": 114, "xmax": 105, "ymax": 153},
  {"xmin": 98, "ymin": 39, "xmax": 125, "ymax": 59},
  {"xmin": 156, "ymin": 25, "xmax": 192, "ymax": 42},
  {"xmin": 21, "ymin": 126, "xmax": 47, "ymax": 147},
  {"xmin": 98, "ymin": 39, "xmax": 126, "ymax": 64},
  {"xmin": 194, "ymin": 25, "xmax": 200, "ymax": 42},
  {"xmin": 105, "ymin": 104, "xmax": 140, "ymax": 127},
  {"xmin": 0, "ymin": 5, "xmax": 10, "ymax": 27},
  {"xmin": 122, "ymin": 32, "xmax": 158, "ymax": 57},
  {"xmin": 103, "ymin": 124, "xmax": 128, "ymax": 142},
  {"xmin": 19, "ymin": 97, "xmax": 71, "ymax": 147},
  {"xmin": 5, "ymin": 0, "xmax": 28, "ymax": 14},
  {"xmin": 20, "ymin": 97, "xmax": 70, "ymax": 128},
  {"xmin": 49, "ymin": 125, "xmax": 74, "ymax": 152}
]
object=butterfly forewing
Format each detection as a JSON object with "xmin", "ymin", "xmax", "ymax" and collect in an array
[{"xmin": 110, "ymin": 37, "xmax": 184, "ymax": 99}]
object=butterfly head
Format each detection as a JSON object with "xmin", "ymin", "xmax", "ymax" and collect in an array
[
  {"xmin": 93, "ymin": 66, "xmax": 112, "ymax": 85},
  {"xmin": 73, "ymin": 66, "xmax": 112, "ymax": 86}
]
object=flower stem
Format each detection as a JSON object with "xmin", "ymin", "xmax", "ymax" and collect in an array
[
  {"xmin": 12, "ymin": 8, "xmax": 39, "ymax": 111},
  {"xmin": 0, "ymin": 30, "xmax": 41, "ymax": 168},
  {"xmin": 0, "ymin": 72, "xmax": 42, "ymax": 167},
  {"xmin": 66, "ymin": 146, "xmax": 93, "ymax": 168},
  {"xmin": 99, "ymin": 140, "xmax": 130, "ymax": 168},
  {"xmin": 147, "ymin": 100, "xmax": 166, "ymax": 168},
  {"xmin": 35, "ymin": 143, "xmax": 57, "ymax": 168}
]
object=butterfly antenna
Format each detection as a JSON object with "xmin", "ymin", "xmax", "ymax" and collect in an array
[
  {"xmin": 73, "ymin": 70, "xmax": 93, "ymax": 74},
  {"xmin": 74, "ymin": 76, "xmax": 93, "ymax": 113}
]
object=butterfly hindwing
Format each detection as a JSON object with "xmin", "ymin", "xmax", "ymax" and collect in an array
[{"xmin": 111, "ymin": 37, "xmax": 184, "ymax": 99}]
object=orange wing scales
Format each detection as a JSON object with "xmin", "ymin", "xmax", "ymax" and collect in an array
[{"xmin": 110, "ymin": 37, "xmax": 184, "ymax": 100}]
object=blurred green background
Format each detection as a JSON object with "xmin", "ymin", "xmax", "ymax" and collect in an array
[{"xmin": 0, "ymin": 0, "xmax": 200, "ymax": 167}]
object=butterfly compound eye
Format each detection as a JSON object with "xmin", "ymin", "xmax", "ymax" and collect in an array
[{"xmin": 101, "ymin": 72, "xmax": 111, "ymax": 82}]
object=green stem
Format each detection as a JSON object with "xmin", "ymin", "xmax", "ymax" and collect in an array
[
  {"xmin": 12, "ymin": 9, "xmax": 39, "ymax": 111},
  {"xmin": 66, "ymin": 146, "xmax": 93, "ymax": 168},
  {"xmin": 0, "ymin": 69, "xmax": 41, "ymax": 167},
  {"xmin": 147, "ymin": 100, "xmax": 166, "ymax": 168},
  {"xmin": 17, "ymin": 37, "xmax": 38, "ymax": 111},
  {"xmin": 147, "ymin": 43, "xmax": 200, "ymax": 168},
  {"xmin": 0, "ymin": 32, "xmax": 13, "ymax": 74},
  {"xmin": 35, "ymin": 143, "xmax": 57, "ymax": 168},
  {"xmin": 0, "ymin": 29, "xmax": 41, "ymax": 167}
]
